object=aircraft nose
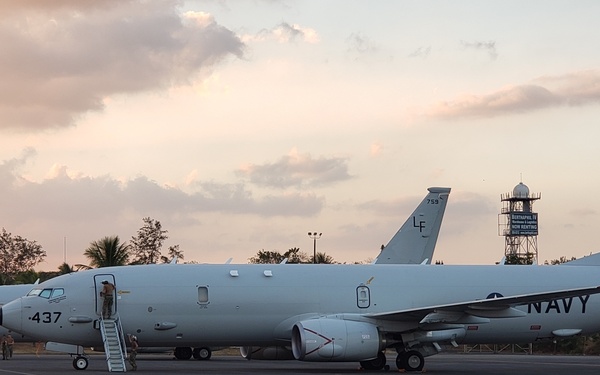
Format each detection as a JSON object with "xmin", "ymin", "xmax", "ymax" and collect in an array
[{"xmin": 0, "ymin": 298, "xmax": 22, "ymax": 333}]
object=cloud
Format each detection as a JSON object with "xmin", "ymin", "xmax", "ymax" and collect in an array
[
  {"xmin": 428, "ymin": 69, "xmax": 600, "ymax": 119},
  {"xmin": 358, "ymin": 190, "xmax": 494, "ymax": 220},
  {"xmin": 0, "ymin": 1, "xmax": 244, "ymax": 131},
  {"xmin": 461, "ymin": 40, "xmax": 498, "ymax": 60},
  {"xmin": 408, "ymin": 46, "xmax": 431, "ymax": 59},
  {"xmin": 0, "ymin": 151, "xmax": 324, "ymax": 227},
  {"xmin": 357, "ymin": 194, "xmax": 427, "ymax": 218},
  {"xmin": 346, "ymin": 32, "xmax": 379, "ymax": 57},
  {"xmin": 236, "ymin": 149, "xmax": 353, "ymax": 189},
  {"xmin": 243, "ymin": 22, "xmax": 319, "ymax": 44},
  {"xmin": 569, "ymin": 208, "xmax": 597, "ymax": 217}
]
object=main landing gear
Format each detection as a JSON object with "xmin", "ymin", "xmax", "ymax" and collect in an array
[
  {"xmin": 396, "ymin": 350, "xmax": 425, "ymax": 372},
  {"xmin": 174, "ymin": 346, "xmax": 212, "ymax": 360},
  {"xmin": 193, "ymin": 347, "xmax": 212, "ymax": 360},
  {"xmin": 359, "ymin": 351, "xmax": 390, "ymax": 371},
  {"xmin": 358, "ymin": 350, "xmax": 425, "ymax": 372}
]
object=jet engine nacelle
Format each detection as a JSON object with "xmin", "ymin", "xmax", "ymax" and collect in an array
[
  {"xmin": 291, "ymin": 318, "xmax": 382, "ymax": 362},
  {"xmin": 240, "ymin": 346, "xmax": 295, "ymax": 360}
]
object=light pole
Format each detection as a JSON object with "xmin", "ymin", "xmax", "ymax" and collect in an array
[{"xmin": 307, "ymin": 232, "xmax": 322, "ymax": 264}]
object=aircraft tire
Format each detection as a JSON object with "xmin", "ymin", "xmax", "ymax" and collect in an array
[
  {"xmin": 193, "ymin": 347, "xmax": 212, "ymax": 360},
  {"xmin": 359, "ymin": 351, "xmax": 386, "ymax": 370},
  {"xmin": 73, "ymin": 356, "xmax": 89, "ymax": 370},
  {"xmin": 400, "ymin": 350, "xmax": 424, "ymax": 372},
  {"xmin": 174, "ymin": 346, "xmax": 193, "ymax": 360}
]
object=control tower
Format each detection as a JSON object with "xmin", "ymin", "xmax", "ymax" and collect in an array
[{"xmin": 498, "ymin": 182, "xmax": 541, "ymax": 265}]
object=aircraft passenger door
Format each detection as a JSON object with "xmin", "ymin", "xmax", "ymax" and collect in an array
[{"xmin": 94, "ymin": 274, "xmax": 117, "ymax": 317}]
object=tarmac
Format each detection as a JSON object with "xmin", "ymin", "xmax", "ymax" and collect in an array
[{"xmin": 0, "ymin": 352, "xmax": 600, "ymax": 374}]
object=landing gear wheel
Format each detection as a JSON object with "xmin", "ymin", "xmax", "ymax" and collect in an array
[
  {"xmin": 73, "ymin": 356, "xmax": 88, "ymax": 370},
  {"xmin": 359, "ymin": 351, "xmax": 387, "ymax": 370},
  {"xmin": 193, "ymin": 347, "xmax": 212, "ymax": 360},
  {"xmin": 398, "ymin": 350, "xmax": 424, "ymax": 372},
  {"xmin": 174, "ymin": 346, "xmax": 193, "ymax": 360}
]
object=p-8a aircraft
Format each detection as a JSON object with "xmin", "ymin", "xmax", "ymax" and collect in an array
[
  {"xmin": 2, "ymin": 259, "xmax": 600, "ymax": 371},
  {"xmin": 0, "ymin": 187, "xmax": 450, "ymax": 367},
  {"xmin": 0, "ymin": 283, "xmax": 36, "ymax": 340}
]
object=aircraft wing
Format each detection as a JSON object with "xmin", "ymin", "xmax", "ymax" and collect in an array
[{"xmin": 367, "ymin": 285, "xmax": 600, "ymax": 322}]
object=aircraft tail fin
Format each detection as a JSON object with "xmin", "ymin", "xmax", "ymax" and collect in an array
[{"xmin": 374, "ymin": 187, "xmax": 450, "ymax": 265}]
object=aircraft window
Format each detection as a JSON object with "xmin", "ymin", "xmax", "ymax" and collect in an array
[
  {"xmin": 51, "ymin": 288, "xmax": 64, "ymax": 298},
  {"xmin": 27, "ymin": 289, "xmax": 42, "ymax": 297},
  {"xmin": 198, "ymin": 286, "xmax": 209, "ymax": 304},
  {"xmin": 39, "ymin": 289, "xmax": 53, "ymax": 299}
]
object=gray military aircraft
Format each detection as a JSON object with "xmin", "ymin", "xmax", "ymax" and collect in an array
[
  {"xmin": 2, "ymin": 260, "xmax": 600, "ymax": 371},
  {"xmin": 0, "ymin": 283, "xmax": 37, "ymax": 340},
  {"xmin": 0, "ymin": 187, "xmax": 451, "ymax": 367}
]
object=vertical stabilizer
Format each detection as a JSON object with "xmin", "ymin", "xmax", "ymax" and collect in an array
[{"xmin": 375, "ymin": 187, "xmax": 450, "ymax": 264}]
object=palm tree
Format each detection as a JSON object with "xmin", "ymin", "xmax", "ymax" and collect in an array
[
  {"xmin": 248, "ymin": 250, "xmax": 285, "ymax": 264},
  {"xmin": 84, "ymin": 236, "xmax": 131, "ymax": 268},
  {"xmin": 58, "ymin": 262, "xmax": 75, "ymax": 274},
  {"xmin": 312, "ymin": 252, "xmax": 335, "ymax": 264},
  {"xmin": 283, "ymin": 248, "xmax": 309, "ymax": 264}
]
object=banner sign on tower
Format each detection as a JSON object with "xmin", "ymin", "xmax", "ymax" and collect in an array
[{"xmin": 509, "ymin": 213, "xmax": 538, "ymax": 235}]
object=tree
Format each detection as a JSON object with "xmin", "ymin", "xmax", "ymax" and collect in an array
[
  {"xmin": 130, "ymin": 217, "xmax": 169, "ymax": 264},
  {"xmin": 13, "ymin": 269, "xmax": 39, "ymax": 285},
  {"xmin": 312, "ymin": 252, "xmax": 335, "ymax": 264},
  {"xmin": 249, "ymin": 250, "xmax": 285, "ymax": 264},
  {"xmin": 248, "ymin": 248, "xmax": 319, "ymax": 264},
  {"xmin": 0, "ymin": 228, "xmax": 46, "ymax": 284},
  {"xmin": 544, "ymin": 256, "xmax": 576, "ymax": 265},
  {"xmin": 160, "ymin": 244, "xmax": 185, "ymax": 264},
  {"xmin": 84, "ymin": 236, "xmax": 130, "ymax": 268},
  {"xmin": 504, "ymin": 252, "xmax": 535, "ymax": 265},
  {"xmin": 283, "ymin": 248, "xmax": 310, "ymax": 264},
  {"xmin": 58, "ymin": 262, "xmax": 77, "ymax": 274}
]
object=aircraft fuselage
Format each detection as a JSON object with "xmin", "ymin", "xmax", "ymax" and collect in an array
[{"xmin": 1, "ymin": 263, "xmax": 599, "ymax": 348}]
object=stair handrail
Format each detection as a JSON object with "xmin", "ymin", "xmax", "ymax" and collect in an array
[
  {"xmin": 115, "ymin": 314, "xmax": 128, "ymax": 362},
  {"xmin": 99, "ymin": 314, "xmax": 127, "ymax": 372}
]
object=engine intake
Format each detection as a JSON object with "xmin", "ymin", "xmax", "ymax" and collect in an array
[{"xmin": 291, "ymin": 318, "xmax": 381, "ymax": 361}]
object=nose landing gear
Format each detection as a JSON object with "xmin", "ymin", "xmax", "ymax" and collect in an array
[{"xmin": 73, "ymin": 356, "xmax": 89, "ymax": 370}]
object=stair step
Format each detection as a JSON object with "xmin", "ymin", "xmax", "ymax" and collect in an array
[{"xmin": 101, "ymin": 316, "xmax": 126, "ymax": 372}]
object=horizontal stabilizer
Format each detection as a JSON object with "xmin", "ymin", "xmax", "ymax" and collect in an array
[{"xmin": 562, "ymin": 253, "xmax": 600, "ymax": 266}]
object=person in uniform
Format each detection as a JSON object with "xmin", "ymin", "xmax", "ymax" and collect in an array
[
  {"xmin": 6, "ymin": 335, "xmax": 14, "ymax": 359},
  {"xmin": 128, "ymin": 334, "xmax": 138, "ymax": 371},
  {"xmin": 100, "ymin": 280, "xmax": 116, "ymax": 319}
]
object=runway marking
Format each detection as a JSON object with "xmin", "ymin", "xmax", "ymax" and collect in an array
[{"xmin": 0, "ymin": 369, "xmax": 38, "ymax": 375}]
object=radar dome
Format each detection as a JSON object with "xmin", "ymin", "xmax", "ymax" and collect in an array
[{"xmin": 513, "ymin": 182, "xmax": 530, "ymax": 198}]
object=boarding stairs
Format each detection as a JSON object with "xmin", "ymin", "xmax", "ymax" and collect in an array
[{"xmin": 100, "ymin": 314, "xmax": 127, "ymax": 372}]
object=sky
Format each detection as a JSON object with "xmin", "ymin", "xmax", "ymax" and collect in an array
[{"xmin": 1, "ymin": 0, "xmax": 600, "ymax": 271}]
